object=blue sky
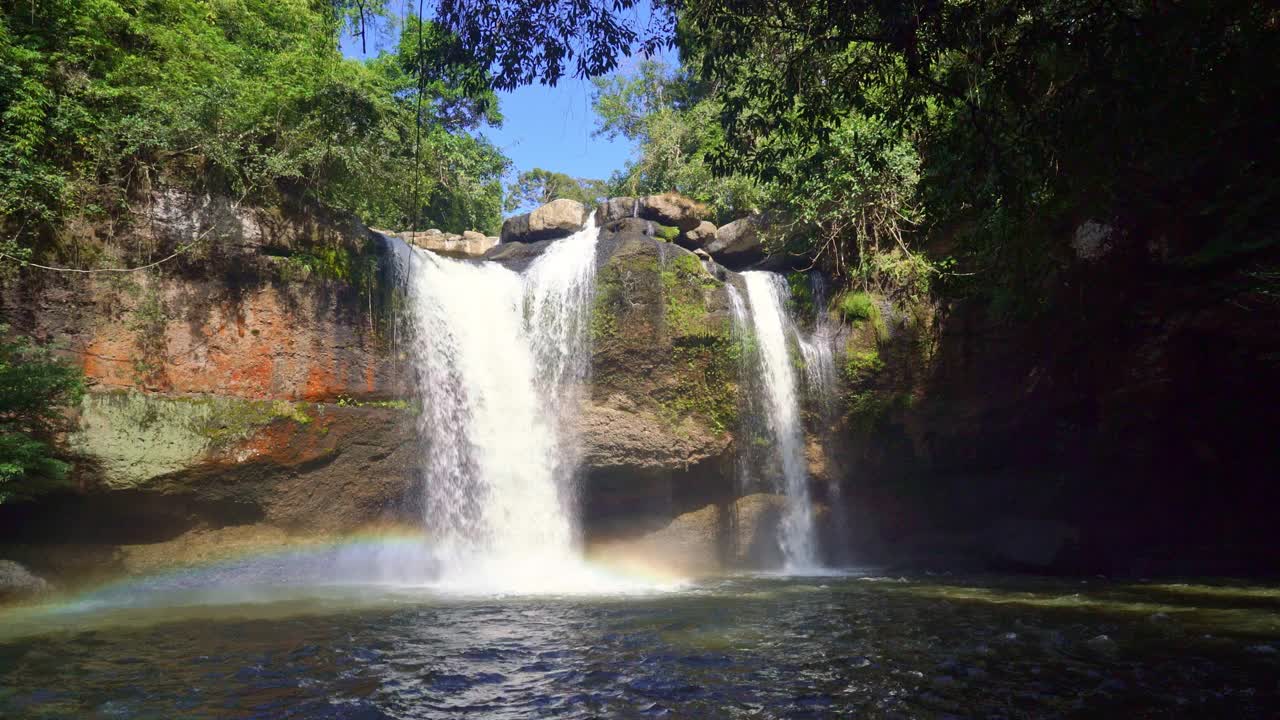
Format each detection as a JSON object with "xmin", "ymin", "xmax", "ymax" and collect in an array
[{"xmin": 337, "ymin": 5, "xmax": 673, "ymax": 186}]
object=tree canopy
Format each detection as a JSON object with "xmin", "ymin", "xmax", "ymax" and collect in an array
[
  {"xmin": 0, "ymin": 0, "xmax": 511, "ymax": 260},
  {"xmin": 505, "ymin": 168, "xmax": 607, "ymax": 213},
  {"xmin": 582, "ymin": 0, "xmax": 1279, "ymax": 309}
]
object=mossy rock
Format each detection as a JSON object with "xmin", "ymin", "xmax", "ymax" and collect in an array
[
  {"xmin": 592, "ymin": 232, "xmax": 736, "ymax": 436},
  {"xmin": 68, "ymin": 391, "xmax": 314, "ymax": 489}
]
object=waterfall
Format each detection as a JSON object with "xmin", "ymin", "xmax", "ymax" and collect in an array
[
  {"xmin": 797, "ymin": 273, "xmax": 850, "ymax": 564},
  {"xmin": 398, "ymin": 218, "xmax": 611, "ymax": 593},
  {"xmin": 737, "ymin": 272, "xmax": 819, "ymax": 569}
]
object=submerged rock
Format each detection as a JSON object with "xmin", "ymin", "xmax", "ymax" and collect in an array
[
  {"xmin": 1085, "ymin": 634, "xmax": 1119, "ymax": 655},
  {"xmin": 501, "ymin": 199, "xmax": 589, "ymax": 243}
]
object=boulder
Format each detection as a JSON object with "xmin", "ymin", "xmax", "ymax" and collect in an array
[
  {"xmin": 0, "ymin": 559, "xmax": 50, "ymax": 600},
  {"xmin": 483, "ymin": 237, "xmax": 556, "ymax": 270},
  {"xmin": 601, "ymin": 217, "xmax": 654, "ymax": 237},
  {"xmin": 579, "ymin": 402, "xmax": 730, "ymax": 472},
  {"xmin": 677, "ymin": 220, "xmax": 717, "ymax": 250},
  {"xmin": 596, "ymin": 196, "xmax": 639, "ymax": 225},
  {"xmin": 638, "ymin": 193, "xmax": 707, "ymax": 232},
  {"xmin": 501, "ymin": 199, "xmax": 589, "ymax": 243},
  {"xmin": 57, "ymin": 392, "xmax": 417, "ymax": 532},
  {"xmin": 589, "ymin": 494, "xmax": 794, "ymax": 575},
  {"xmin": 704, "ymin": 215, "xmax": 765, "ymax": 268},
  {"xmin": 396, "ymin": 228, "xmax": 496, "ymax": 258}
]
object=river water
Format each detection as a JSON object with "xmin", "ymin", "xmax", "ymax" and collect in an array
[{"xmin": 2, "ymin": 572, "xmax": 1277, "ymax": 718}]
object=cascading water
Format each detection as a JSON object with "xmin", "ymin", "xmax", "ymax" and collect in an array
[
  {"xmin": 394, "ymin": 216, "xmax": 624, "ymax": 593},
  {"xmin": 796, "ymin": 273, "xmax": 851, "ymax": 564},
  {"xmin": 738, "ymin": 272, "xmax": 819, "ymax": 569}
]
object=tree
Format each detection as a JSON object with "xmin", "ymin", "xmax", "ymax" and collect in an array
[
  {"xmin": 431, "ymin": 0, "xmax": 675, "ymax": 89},
  {"xmin": 591, "ymin": 60, "xmax": 763, "ymax": 221},
  {"xmin": 0, "ymin": 327, "xmax": 84, "ymax": 504},
  {"xmin": 0, "ymin": 0, "xmax": 512, "ymax": 264},
  {"xmin": 678, "ymin": 0, "xmax": 1280, "ymax": 305},
  {"xmin": 505, "ymin": 168, "xmax": 606, "ymax": 212}
]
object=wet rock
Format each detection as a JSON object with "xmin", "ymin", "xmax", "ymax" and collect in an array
[
  {"xmin": 1086, "ymin": 634, "xmax": 1118, "ymax": 655},
  {"xmin": 0, "ymin": 560, "xmax": 50, "ymax": 600},
  {"xmin": 501, "ymin": 199, "xmax": 589, "ymax": 243},
  {"xmin": 596, "ymin": 196, "xmax": 638, "ymax": 225},
  {"xmin": 601, "ymin": 217, "xmax": 654, "ymax": 236},
  {"xmin": 677, "ymin": 221, "xmax": 717, "ymax": 250},
  {"xmin": 578, "ymin": 402, "xmax": 729, "ymax": 473},
  {"xmin": 483, "ymin": 237, "xmax": 556, "ymax": 269},
  {"xmin": 704, "ymin": 215, "xmax": 764, "ymax": 268}
]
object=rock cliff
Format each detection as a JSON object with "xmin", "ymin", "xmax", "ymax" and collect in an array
[{"xmin": 0, "ymin": 193, "xmax": 775, "ymax": 584}]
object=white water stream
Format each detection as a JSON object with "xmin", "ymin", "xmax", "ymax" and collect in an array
[
  {"xmin": 394, "ymin": 217, "xmax": 640, "ymax": 593},
  {"xmin": 739, "ymin": 272, "xmax": 820, "ymax": 569}
]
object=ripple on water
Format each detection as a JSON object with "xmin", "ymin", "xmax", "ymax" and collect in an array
[{"xmin": 1, "ymin": 574, "xmax": 1279, "ymax": 718}]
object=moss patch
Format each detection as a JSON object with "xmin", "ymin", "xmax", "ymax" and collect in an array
[
  {"xmin": 591, "ymin": 249, "xmax": 661, "ymax": 346},
  {"xmin": 658, "ymin": 335, "xmax": 740, "ymax": 434},
  {"xmin": 68, "ymin": 391, "xmax": 316, "ymax": 488},
  {"xmin": 653, "ymin": 223, "xmax": 680, "ymax": 242},
  {"xmin": 835, "ymin": 290, "xmax": 888, "ymax": 339},
  {"xmin": 661, "ymin": 252, "xmax": 722, "ymax": 340}
]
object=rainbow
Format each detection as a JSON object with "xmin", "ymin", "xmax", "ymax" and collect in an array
[{"xmin": 0, "ymin": 526, "xmax": 690, "ymax": 639}]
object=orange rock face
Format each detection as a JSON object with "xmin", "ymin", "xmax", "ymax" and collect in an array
[
  {"xmin": 17, "ymin": 275, "xmax": 405, "ymax": 401},
  {"xmin": 2, "ymin": 190, "xmax": 407, "ymax": 402}
]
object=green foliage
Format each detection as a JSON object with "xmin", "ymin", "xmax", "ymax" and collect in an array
[
  {"xmin": 0, "ymin": 326, "xmax": 85, "ymax": 503},
  {"xmin": 186, "ymin": 396, "xmax": 310, "ymax": 446},
  {"xmin": 591, "ymin": 60, "xmax": 766, "ymax": 222},
  {"xmin": 505, "ymin": 167, "xmax": 606, "ymax": 213},
  {"xmin": 786, "ymin": 272, "xmax": 814, "ymax": 318},
  {"xmin": 678, "ymin": 0, "xmax": 1280, "ymax": 307},
  {"xmin": 591, "ymin": 56, "xmax": 929, "ymax": 299},
  {"xmin": 333, "ymin": 395, "xmax": 411, "ymax": 411},
  {"xmin": 836, "ymin": 292, "xmax": 874, "ymax": 322},
  {"xmin": 0, "ymin": 0, "xmax": 508, "ymax": 260},
  {"xmin": 433, "ymin": 0, "xmax": 672, "ymax": 91},
  {"xmin": 843, "ymin": 349, "xmax": 884, "ymax": 383}
]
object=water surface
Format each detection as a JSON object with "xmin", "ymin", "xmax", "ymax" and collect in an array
[{"xmin": 2, "ymin": 573, "xmax": 1278, "ymax": 718}]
